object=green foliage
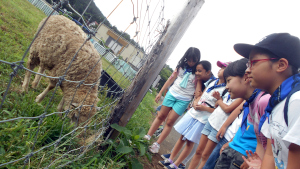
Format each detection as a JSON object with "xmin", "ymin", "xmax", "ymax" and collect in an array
[
  {"xmin": 110, "ymin": 123, "xmax": 150, "ymax": 169},
  {"xmin": 127, "ymin": 91, "xmax": 159, "ymax": 131},
  {"xmin": 157, "ymin": 64, "xmax": 174, "ymax": 91}
]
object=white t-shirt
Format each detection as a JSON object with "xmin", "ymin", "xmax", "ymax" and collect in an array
[
  {"xmin": 208, "ymin": 95, "xmax": 235, "ymax": 131},
  {"xmin": 169, "ymin": 67, "xmax": 196, "ymax": 101},
  {"xmin": 224, "ymin": 111, "xmax": 244, "ymax": 141},
  {"xmin": 188, "ymin": 79, "xmax": 226, "ymax": 124},
  {"xmin": 262, "ymin": 91, "xmax": 300, "ymax": 169}
]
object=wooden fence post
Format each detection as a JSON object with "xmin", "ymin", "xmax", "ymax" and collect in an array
[{"xmin": 106, "ymin": 0, "xmax": 205, "ymax": 139}]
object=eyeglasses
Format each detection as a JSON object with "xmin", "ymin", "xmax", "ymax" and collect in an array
[{"xmin": 246, "ymin": 58, "xmax": 277, "ymax": 68}]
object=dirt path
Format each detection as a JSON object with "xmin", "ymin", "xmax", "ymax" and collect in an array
[{"xmin": 142, "ymin": 112, "xmax": 192, "ymax": 169}]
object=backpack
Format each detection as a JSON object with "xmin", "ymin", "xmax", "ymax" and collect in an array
[{"xmin": 283, "ymin": 84, "xmax": 300, "ymax": 125}]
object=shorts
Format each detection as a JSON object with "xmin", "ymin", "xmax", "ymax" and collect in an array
[
  {"xmin": 201, "ymin": 121, "xmax": 219, "ymax": 143},
  {"xmin": 155, "ymin": 105, "xmax": 162, "ymax": 114},
  {"xmin": 162, "ymin": 91, "xmax": 190, "ymax": 116},
  {"xmin": 214, "ymin": 146, "xmax": 245, "ymax": 169}
]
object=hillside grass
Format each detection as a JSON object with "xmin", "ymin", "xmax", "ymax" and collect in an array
[{"xmin": 0, "ymin": 0, "xmax": 158, "ymax": 168}]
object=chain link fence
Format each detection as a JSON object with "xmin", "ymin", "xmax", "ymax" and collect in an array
[{"xmin": 0, "ymin": 0, "xmax": 168, "ymax": 167}]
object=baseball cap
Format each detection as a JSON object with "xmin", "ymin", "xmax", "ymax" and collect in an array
[
  {"xmin": 217, "ymin": 61, "xmax": 231, "ymax": 68},
  {"xmin": 234, "ymin": 33, "xmax": 300, "ymax": 68}
]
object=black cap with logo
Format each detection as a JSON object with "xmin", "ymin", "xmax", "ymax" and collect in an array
[{"xmin": 234, "ymin": 33, "xmax": 300, "ymax": 68}]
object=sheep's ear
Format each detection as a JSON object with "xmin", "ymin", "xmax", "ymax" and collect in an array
[{"xmin": 71, "ymin": 103, "xmax": 79, "ymax": 108}]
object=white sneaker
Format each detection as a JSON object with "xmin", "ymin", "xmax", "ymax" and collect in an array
[
  {"xmin": 149, "ymin": 142, "xmax": 160, "ymax": 153},
  {"xmin": 143, "ymin": 135, "xmax": 151, "ymax": 140}
]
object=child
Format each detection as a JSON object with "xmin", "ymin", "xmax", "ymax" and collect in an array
[
  {"xmin": 202, "ymin": 102, "xmax": 244, "ymax": 169},
  {"xmin": 213, "ymin": 58, "xmax": 270, "ymax": 169},
  {"xmin": 160, "ymin": 61, "xmax": 227, "ymax": 169},
  {"xmin": 188, "ymin": 61, "xmax": 244, "ymax": 169},
  {"xmin": 234, "ymin": 33, "xmax": 300, "ymax": 169},
  {"xmin": 161, "ymin": 60, "xmax": 215, "ymax": 169},
  {"xmin": 144, "ymin": 47, "xmax": 201, "ymax": 154}
]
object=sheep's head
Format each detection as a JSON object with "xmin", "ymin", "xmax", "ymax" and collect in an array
[{"xmin": 65, "ymin": 97, "xmax": 99, "ymax": 125}]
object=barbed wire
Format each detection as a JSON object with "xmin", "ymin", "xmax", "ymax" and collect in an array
[{"xmin": 0, "ymin": 0, "xmax": 167, "ymax": 167}]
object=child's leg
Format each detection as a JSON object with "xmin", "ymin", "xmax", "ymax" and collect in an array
[
  {"xmin": 156, "ymin": 109, "xmax": 180, "ymax": 144},
  {"xmin": 188, "ymin": 134, "xmax": 209, "ymax": 169},
  {"xmin": 182, "ymin": 142, "xmax": 198, "ymax": 165},
  {"xmin": 173, "ymin": 140, "xmax": 195, "ymax": 166},
  {"xmin": 169, "ymin": 135, "xmax": 186, "ymax": 161},
  {"xmin": 203, "ymin": 137, "xmax": 228, "ymax": 169},
  {"xmin": 147, "ymin": 106, "xmax": 172, "ymax": 136},
  {"xmin": 197, "ymin": 139, "xmax": 217, "ymax": 169}
]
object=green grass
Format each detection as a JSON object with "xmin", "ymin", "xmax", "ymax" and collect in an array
[
  {"xmin": 0, "ymin": 0, "xmax": 157, "ymax": 168},
  {"xmin": 127, "ymin": 91, "xmax": 159, "ymax": 131},
  {"xmin": 101, "ymin": 58, "xmax": 132, "ymax": 89}
]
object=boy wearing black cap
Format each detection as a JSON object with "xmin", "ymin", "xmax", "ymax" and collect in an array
[{"xmin": 234, "ymin": 33, "xmax": 300, "ymax": 169}]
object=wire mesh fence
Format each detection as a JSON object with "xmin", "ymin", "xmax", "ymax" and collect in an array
[{"xmin": 0, "ymin": 0, "xmax": 168, "ymax": 168}]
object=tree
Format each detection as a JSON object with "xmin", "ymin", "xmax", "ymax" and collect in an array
[{"xmin": 157, "ymin": 65, "xmax": 173, "ymax": 91}]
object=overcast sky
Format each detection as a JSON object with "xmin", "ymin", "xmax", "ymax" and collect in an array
[{"xmin": 95, "ymin": 0, "xmax": 300, "ymax": 75}]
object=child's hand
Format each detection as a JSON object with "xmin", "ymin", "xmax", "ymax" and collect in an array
[
  {"xmin": 194, "ymin": 91, "xmax": 202, "ymax": 99},
  {"xmin": 212, "ymin": 91, "xmax": 221, "ymax": 100},
  {"xmin": 155, "ymin": 93, "xmax": 162, "ymax": 103},
  {"xmin": 216, "ymin": 126, "xmax": 226, "ymax": 141},
  {"xmin": 219, "ymin": 142, "xmax": 229, "ymax": 155},
  {"xmin": 240, "ymin": 161, "xmax": 249, "ymax": 169},
  {"xmin": 195, "ymin": 104, "xmax": 206, "ymax": 111},
  {"xmin": 242, "ymin": 150, "xmax": 262, "ymax": 169},
  {"xmin": 193, "ymin": 101, "xmax": 198, "ymax": 108},
  {"xmin": 215, "ymin": 102, "xmax": 219, "ymax": 108}
]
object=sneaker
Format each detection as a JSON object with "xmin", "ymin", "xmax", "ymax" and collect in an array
[
  {"xmin": 164, "ymin": 163, "xmax": 178, "ymax": 169},
  {"xmin": 143, "ymin": 135, "xmax": 151, "ymax": 141},
  {"xmin": 149, "ymin": 142, "xmax": 160, "ymax": 153},
  {"xmin": 158, "ymin": 158, "xmax": 172, "ymax": 167},
  {"xmin": 154, "ymin": 127, "xmax": 163, "ymax": 137},
  {"xmin": 178, "ymin": 164, "xmax": 185, "ymax": 169},
  {"xmin": 161, "ymin": 153, "xmax": 170, "ymax": 160}
]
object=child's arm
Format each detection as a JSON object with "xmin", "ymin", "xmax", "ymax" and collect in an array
[
  {"xmin": 193, "ymin": 94, "xmax": 202, "ymax": 108},
  {"xmin": 216, "ymin": 101, "xmax": 245, "ymax": 141},
  {"xmin": 194, "ymin": 104, "xmax": 215, "ymax": 113},
  {"xmin": 155, "ymin": 69, "xmax": 178, "ymax": 103},
  {"xmin": 286, "ymin": 143, "xmax": 300, "ymax": 169},
  {"xmin": 255, "ymin": 136, "xmax": 265, "ymax": 160},
  {"xmin": 194, "ymin": 79, "xmax": 203, "ymax": 99},
  {"xmin": 260, "ymin": 138, "xmax": 275, "ymax": 169},
  {"xmin": 213, "ymin": 91, "xmax": 243, "ymax": 113}
]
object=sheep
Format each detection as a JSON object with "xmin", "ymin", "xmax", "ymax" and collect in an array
[{"xmin": 22, "ymin": 15, "xmax": 102, "ymax": 125}]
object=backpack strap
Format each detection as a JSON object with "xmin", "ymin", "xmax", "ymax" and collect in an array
[
  {"xmin": 283, "ymin": 84, "xmax": 300, "ymax": 126},
  {"xmin": 221, "ymin": 89, "xmax": 228, "ymax": 98},
  {"xmin": 206, "ymin": 79, "xmax": 214, "ymax": 86}
]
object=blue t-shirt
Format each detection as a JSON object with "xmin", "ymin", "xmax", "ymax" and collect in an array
[{"xmin": 229, "ymin": 120, "xmax": 257, "ymax": 156}]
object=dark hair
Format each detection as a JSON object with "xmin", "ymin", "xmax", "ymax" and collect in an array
[
  {"xmin": 198, "ymin": 60, "xmax": 211, "ymax": 72},
  {"xmin": 176, "ymin": 47, "xmax": 201, "ymax": 74},
  {"xmin": 223, "ymin": 58, "xmax": 248, "ymax": 80},
  {"xmin": 252, "ymin": 47, "xmax": 299, "ymax": 75}
]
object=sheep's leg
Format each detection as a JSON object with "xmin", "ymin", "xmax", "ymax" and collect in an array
[
  {"xmin": 35, "ymin": 81, "xmax": 56, "ymax": 103},
  {"xmin": 57, "ymin": 96, "xmax": 65, "ymax": 112},
  {"xmin": 22, "ymin": 61, "xmax": 36, "ymax": 92},
  {"xmin": 31, "ymin": 66, "xmax": 45, "ymax": 89}
]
